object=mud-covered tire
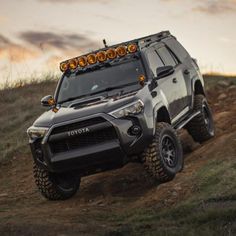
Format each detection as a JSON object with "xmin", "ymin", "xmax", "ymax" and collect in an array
[
  {"xmin": 142, "ymin": 122, "xmax": 183, "ymax": 183},
  {"xmin": 33, "ymin": 163, "xmax": 80, "ymax": 200},
  {"xmin": 186, "ymin": 95, "xmax": 215, "ymax": 143}
]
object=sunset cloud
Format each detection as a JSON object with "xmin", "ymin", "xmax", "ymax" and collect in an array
[
  {"xmin": 0, "ymin": 34, "xmax": 11, "ymax": 46},
  {"xmin": 162, "ymin": 0, "xmax": 236, "ymax": 15},
  {"xmin": 194, "ymin": 0, "xmax": 236, "ymax": 15},
  {"xmin": 18, "ymin": 31, "xmax": 99, "ymax": 52},
  {"xmin": 0, "ymin": 34, "xmax": 40, "ymax": 63}
]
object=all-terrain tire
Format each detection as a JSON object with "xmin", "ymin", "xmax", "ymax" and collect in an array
[
  {"xmin": 142, "ymin": 122, "xmax": 183, "ymax": 183},
  {"xmin": 33, "ymin": 163, "xmax": 80, "ymax": 200},
  {"xmin": 186, "ymin": 95, "xmax": 215, "ymax": 143}
]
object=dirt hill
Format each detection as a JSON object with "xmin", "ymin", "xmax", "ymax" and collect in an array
[{"xmin": 0, "ymin": 75, "xmax": 236, "ymax": 236}]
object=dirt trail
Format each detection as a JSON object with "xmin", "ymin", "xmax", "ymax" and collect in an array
[{"xmin": 0, "ymin": 84, "xmax": 236, "ymax": 235}]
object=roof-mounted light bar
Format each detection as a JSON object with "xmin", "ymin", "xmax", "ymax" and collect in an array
[{"xmin": 59, "ymin": 43, "xmax": 138, "ymax": 72}]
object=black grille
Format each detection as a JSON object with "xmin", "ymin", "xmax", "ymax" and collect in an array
[
  {"xmin": 49, "ymin": 118, "xmax": 118, "ymax": 154},
  {"xmin": 51, "ymin": 117, "xmax": 106, "ymax": 135}
]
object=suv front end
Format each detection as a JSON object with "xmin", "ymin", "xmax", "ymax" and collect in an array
[
  {"xmin": 27, "ymin": 43, "xmax": 155, "ymax": 175},
  {"xmin": 28, "ymin": 97, "xmax": 154, "ymax": 175}
]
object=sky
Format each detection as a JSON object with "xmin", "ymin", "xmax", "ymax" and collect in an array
[{"xmin": 0, "ymin": 0, "xmax": 236, "ymax": 84}]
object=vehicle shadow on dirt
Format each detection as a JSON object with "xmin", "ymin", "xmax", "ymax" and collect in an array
[{"xmin": 73, "ymin": 130, "xmax": 197, "ymax": 203}]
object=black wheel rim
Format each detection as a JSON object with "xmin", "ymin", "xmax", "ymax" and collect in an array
[
  {"xmin": 202, "ymin": 103, "xmax": 214, "ymax": 134},
  {"xmin": 161, "ymin": 135, "xmax": 177, "ymax": 168}
]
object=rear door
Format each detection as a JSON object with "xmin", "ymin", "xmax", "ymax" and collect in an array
[
  {"xmin": 155, "ymin": 45, "xmax": 189, "ymax": 120},
  {"xmin": 163, "ymin": 38, "xmax": 196, "ymax": 108}
]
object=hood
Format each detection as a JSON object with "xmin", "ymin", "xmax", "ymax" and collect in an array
[{"xmin": 33, "ymin": 94, "xmax": 136, "ymax": 127}]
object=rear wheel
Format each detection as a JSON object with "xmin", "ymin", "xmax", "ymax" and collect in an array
[
  {"xmin": 186, "ymin": 95, "xmax": 215, "ymax": 143},
  {"xmin": 142, "ymin": 122, "xmax": 183, "ymax": 183},
  {"xmin": 33, "ymin": 163, "xmax": 80, "ymax": 200}
]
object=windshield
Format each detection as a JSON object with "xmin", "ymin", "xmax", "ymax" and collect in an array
[{"xmin": 57, "ymin": 59, "xmax": 145, "ymax": 104}]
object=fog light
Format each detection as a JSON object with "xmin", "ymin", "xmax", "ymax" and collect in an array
[{"xmin": 129, "ymin": 125, "xmax": 141, "ymax": 135}]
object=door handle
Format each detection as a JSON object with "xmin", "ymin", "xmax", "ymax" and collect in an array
[
  {"xmin": 184, "ymin": 69, "xmax": 190, "ymax": 75},
  {"xmin": 172, "ymin": 78, "xmax": 177, "ymax": 83}
]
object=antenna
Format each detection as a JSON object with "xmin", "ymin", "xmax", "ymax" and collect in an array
[{"xmin": 103, "ymin": 39, "xmax": 108, "ymax": 48}]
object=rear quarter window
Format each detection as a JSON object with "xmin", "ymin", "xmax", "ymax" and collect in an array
[
  {"xmin": 156, "ymin": 47, "xmax": 177, "ymax": 67},
  {"xmin": 164, "ymin": 38, "xmax": 190, "ymax": 62}
]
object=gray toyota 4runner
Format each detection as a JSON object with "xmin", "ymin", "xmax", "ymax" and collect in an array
[{"xmin": 27, "ymin": 31, "xmax": 215, "ymax": 200}]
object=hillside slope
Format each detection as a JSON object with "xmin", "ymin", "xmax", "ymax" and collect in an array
[{"xmin": 0, "ymin": 75, "xmax": 236, "ymax": 236}]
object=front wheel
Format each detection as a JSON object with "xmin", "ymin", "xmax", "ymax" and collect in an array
[
  {"xmin": 142, "ymin": 122, "xmax": 183, "ymax": 183},
  {"xmin": 33, "ymin": 163, "xmax": 80, "ymax": 200}
]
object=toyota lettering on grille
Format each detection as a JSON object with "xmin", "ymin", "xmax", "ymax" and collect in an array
[{"xmin": 68, "ymin": 127, "xmax": 90, "ymax": 137}]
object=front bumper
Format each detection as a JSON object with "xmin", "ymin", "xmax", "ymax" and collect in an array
[{"xmin": 29, "ymin": 113, "xmax": 154, "ymax": 174}]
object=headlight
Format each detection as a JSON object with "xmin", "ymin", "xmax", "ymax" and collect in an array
[
  {"xmin": 27, "ymin": 126, "xmax": 49, "ymax": 139},
  {"xmin": 109, "ymin": 100, "xmax": 144, "ymax": 118}
]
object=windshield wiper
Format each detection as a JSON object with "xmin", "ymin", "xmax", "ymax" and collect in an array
[
  {"xmin": 58, "ymin": 81, "xmax": 138, "ymax": 104},
  {"xmin": 58, "ymin": 94, "xmax": 89, "ymax": 105},
  {"xmin": 88, "ymin": 81, "xmax": 138, "ymax": 96}
]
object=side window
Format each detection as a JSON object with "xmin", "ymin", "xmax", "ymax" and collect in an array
[
  {"xmin": 156, "ymin": 47, "xmax": 177, "ymax": 67},
  {"xmin": 146, "ymin": 49, "xmax": 164, "ymax": 76}
]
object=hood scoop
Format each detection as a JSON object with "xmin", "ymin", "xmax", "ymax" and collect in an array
[{"xmin": 69, "ymin": 96, "xmax": 108, "ymax": 109}]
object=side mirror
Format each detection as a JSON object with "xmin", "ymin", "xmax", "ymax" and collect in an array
[
  {"xmin": 156, "ymin": 66, "xmax": 174, "ymax": 80},
  {"xmin": 41, "ymin": 95, "xmax": 55, "ymax": 107}
]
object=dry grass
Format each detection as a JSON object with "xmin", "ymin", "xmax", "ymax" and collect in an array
[{"xmin": 0, "ymin": 76, "xmax": 57, "ymax": 162}]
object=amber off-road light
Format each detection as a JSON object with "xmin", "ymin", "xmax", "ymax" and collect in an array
[
  {"xmin": 106, "ymin": 48, "xmax": 117, "ymax": 59},
  {"xmin": 48, "ymin": 97, "xmax": 56, "ymax": 106},
  {"xmin": 60, "ymin": 42, "xmax": 138, "ymax": 71},
  {"xmin": 69, "ymin": 58, "xmax": 78, "ymax": 70},
  {"xmin": 116, "ymin": 46, "xmax": 127, "ymax": 57},
  {"xmin": 60, "ymin": 62, "xmax": 69, "ymax": 72},
  {"xmin": 127, "ymin": 44, "xmax": 137, "ymax": 53},
  {"xmin": 78, "ymin": 56, "xmax": 87, "ymax": 67},
  {"xmin": 52, "ymin": 107, "xmax": 59, "ymax": 113},
  {"xmin": 97, "ymin": 51, "xmax": 107, "ymax": 62},
  {"xmin": 138, "ymin": 75, "xmax": 146, "ymax": 86},
  {"xmin": 87, "ymin": 54, "xmax": 97, "ymax": 64}
]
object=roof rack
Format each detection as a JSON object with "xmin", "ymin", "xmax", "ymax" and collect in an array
[
  {"xmin": 59, "ymin": 31, "xmax": 172, "ymax": 68},
  {"xmin": 137, "ymin": 31, "xmax": 171, "ymax": 48},
  {"xmin": 103, "ymin": 31, "xmax": 171, "ymax": 50}
]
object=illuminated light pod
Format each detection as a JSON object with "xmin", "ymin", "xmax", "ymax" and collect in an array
[
  {"xmin": 97, "ymin": 51, "xmax": 107, "ymax": 62},
  {"xmin": 116, "ymin": 46, "xmax": 127, "ymax": 57},
  {"xmin": 87, "ymin": 54, "xmax": 97, "ymax": 64},
  {"xmin": 106, "ymin": 48, "xmax": 117, "ymax": 59},
  {"xmin": 48, "ymin": 97, "xmax": 56, "ymax": 106},
  {"xmin": 60, "ymin": 62, "xmax": 69, "ymax": 72},
  {"xmin": 78, "ymin": 56, "xmax": 87, "ymax": 67},
  {"xmin": 52, "ymin": 107, "xmax": 59, "ymax": 113},
  {"xmin": 138, "ymin": 74, "xmax": 146, "ymax": 86},
  {"xmin": 127, "ymin": 44, "xmax": 137, "ymax": 53},
  {"xmin": 59, "ymin": 42, "xmax": 138, "ymax": 71},
  {"xmin": 69, "ymin": 58, "xmax": 78, "ymax": 70}
]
